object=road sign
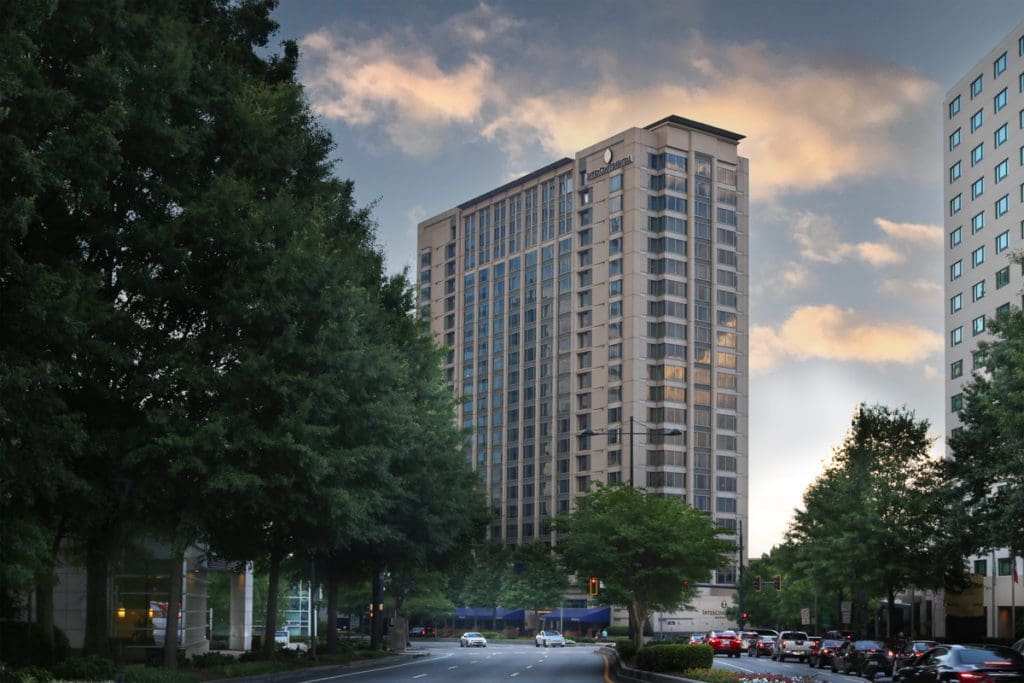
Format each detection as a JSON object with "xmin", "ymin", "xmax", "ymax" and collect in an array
[
  {"xmin": 841, "ymin": 601, "xmax": 852, "ymax": 624},
  {"xmin": 801, "ymin": 608, "xmax": 810, "ymax": 625}
]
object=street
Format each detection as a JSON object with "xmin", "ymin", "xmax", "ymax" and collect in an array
[{"xmin": 257, "ymin": 641, "xmax": 902, "ymax": 683}]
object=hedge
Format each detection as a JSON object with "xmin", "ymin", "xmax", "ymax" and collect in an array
[
  {"xmin": 614, "ymin": 637, "xmax": 637, "ymax": 661},
  {"xmin": 635, "ymin": 643, "xmax": 714, "ymax": 673}
]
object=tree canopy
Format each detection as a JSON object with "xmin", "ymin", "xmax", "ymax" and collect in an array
[{"xmin": 553, "ymin": 485, "xmax": 733, "ymax": 650}]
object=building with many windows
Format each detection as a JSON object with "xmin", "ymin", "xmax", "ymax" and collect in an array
[
  {"xmin": 417, "ymin": 116, "xmax": 749, "ymax": 594},
  {"xmin": 943, "ymin": 20, "xmax": 1024, "ymax": 641}
]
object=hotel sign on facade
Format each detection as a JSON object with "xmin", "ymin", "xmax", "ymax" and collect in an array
[{"xmin": 586, "ymin": 148, "xmax": 633, "ymax": 182}]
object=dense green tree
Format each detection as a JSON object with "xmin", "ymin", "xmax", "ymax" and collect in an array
[
  {"xmin": 788, "ymin": 405, "xmax": 961, "ymax": 640},
  {"xmin": 553, "ymin": 485, "xmax": 733, "ymax": 651},
  {"xmin": 458, "ymin": 542, "xmax": 509, "ymax": 629},
  {"xmin": 499, "ymin": 541, "xmax": 568, "ymax": 613},
  {"xmin": 947, "ymin": 304, "xmax": 1024, "ymax": 560}
]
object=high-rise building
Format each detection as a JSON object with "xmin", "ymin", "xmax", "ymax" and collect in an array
[
  {"xmin": 417, "ymin": 115, "xmax": 749, "ymax": 590},
  {"xmin": 943, "ymin": 21, "xmax": 1024, "ymax": 640}
]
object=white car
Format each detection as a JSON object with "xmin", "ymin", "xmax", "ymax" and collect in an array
[
  {"xmin": 535, "ymin": 630, "xmax": 566, "ymax": 647},
  {"xmin": 460, "ymin": 631, "xmax": 487, "ymax": 647},
  {"xmin": 274, "ymin": 629, "xmax": 290, "ymax": 645}
]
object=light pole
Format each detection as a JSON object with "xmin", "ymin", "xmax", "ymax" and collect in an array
[{"xmin": 580, "ymin": 417, "xmax": 682, "ymax": 488}]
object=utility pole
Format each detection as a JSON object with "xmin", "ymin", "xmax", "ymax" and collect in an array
[
  {"xmin": 738, "ymin": 519, "xmax": 745, "ymax": 628},
  {"xmin": 628, "ymin": 415, "xmax": 635, "ymax": 488}
]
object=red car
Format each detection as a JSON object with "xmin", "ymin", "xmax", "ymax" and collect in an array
[{"xmin": 706, "ymin": 630, "xmax": 743, "ymax": 657}]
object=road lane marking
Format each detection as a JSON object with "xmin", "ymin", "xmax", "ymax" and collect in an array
[
  {"xmin": 303, "ymin": 652, "xmax": 453, "ymax": 681},
  {"xmin": 510, "ymin": 673, "xmax": 519, "ymax": 677},
  {"xmin": 412, "ymin": 675, "xmax": 427, "ymax": 679},
  {"xmin": 718, "ymin": 661, "xmax": 756, "ymax": 673},
  {"xmin": 526, "ymin": 665, "xmax": 533, "ymax": 669},
  {"xmin": 447, "ymin": 666, "xmax": 457, "ymax": 670}
]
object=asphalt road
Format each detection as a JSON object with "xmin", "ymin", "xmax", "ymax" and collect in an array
[
  {"xmin": 283, "ymin": 641, "xmax": 612, "ymax": 682},
  {"xmin": 255, "ymin": 641, "xmax": 896, "ymax": 683}
]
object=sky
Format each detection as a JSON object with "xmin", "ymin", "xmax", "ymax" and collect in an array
[{"xmin": 269, "ymin": 0, "xmax": 1023, "ymax": 557}]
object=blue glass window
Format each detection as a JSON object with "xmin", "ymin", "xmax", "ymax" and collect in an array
[
  {"xmin": 950, "ymin": 293, "xmax": 962, "ymax": 313},
  {"xmin": 996, "ymin": 230, "xmax": 1010, "ymax": 253},
  {"xmin": 951, "ymin": 259, "xmax": 963, "ymax": 280},
  {"xmin": 995, "ymin": 88, "xmax": 1008, "ymax": 112},
  {"xmin": 995, "ymin": 123, "xmax": 1008, "ymax": 147},
  {"xmin": 950, "ymin": 95, "xmax": 961, "ymax": 118},
  {"xmin": 972, "ymin": 143, "xmax": 984, "ymax": 165},
  {"xmin": 996, "ymin": 194, "xmax": 1010, "ymax": 217},
  {"xmin": 972, "ymin": 212, "xmax": 985, "ymax": 233},
  {"xmin": 950, "ymin": 128, "xmax": 962, "ymax": 150},
  {"xmin": 972, "ymin": 280, "xmax": 985, "ymax": 302},
  {"xmin": 971, "ymin": 177, "xmax": 984, "ymax": 199},
  {"xmin": 950, "ymin": 226, "xmax": 962, "ymax": 247},
  {"xmin": 972, "ymin": 75, "xmax": 984, "ymax": 98},
  {"xmin": 995, "ymin": 52, "xmax": 1007, "ymax": 77},
  {"xmin": 951, "ymin": 326, "xmax": 963, "ymax": 346},
  {"xmin": 950, "ymin": 160, "xmax": 962, "ymax": 182},
  {"xmin": 971, "ymin": 109, "xmax": 984, "ymax": 132},
  {"xmin": 950, "ymin": 193, "xmax": 962, "ymax": 215},
  {"xmin": 972, "ymin": 245, "xmax": 985, "ymax": 267},
  {"xmin": 995, "ymin": 159, "xmax": 1009, "ymax": 182}
]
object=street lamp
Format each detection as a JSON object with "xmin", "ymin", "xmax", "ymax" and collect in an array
[{"xmin": 579, "ymin": 416, "xmax": 683, "ymax": 488}]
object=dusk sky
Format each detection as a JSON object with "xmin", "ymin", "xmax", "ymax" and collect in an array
[{"xmin": 269, "ymin": 1, "xmax": 1023, "ymax": 557}]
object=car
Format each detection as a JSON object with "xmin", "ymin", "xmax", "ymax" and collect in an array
[
  {"xmin": 894, "ymin": 640, "xmax": 938, "ymax": 669},
  {"xmin": 460, "ymin": 631, "xmax": 487, "ymax": 647},
  {"xmin": 751, "ymin": 635, "xmax": 776, "ymax": 657},
  {"xmin": 706, "ymin": 630, "xmax": 743, "ymax": 658},
  {"xmin": 274, "ymin": 629, "xmax": 290, "ymax": 645},
  {"xmin": 689, "ymin": 633, "xmax": 707, "ymax": 644},
  {"xmin": 894, "ymin": 643, "xmax": 1024, "ymax": 683},
  {"xmin": 810, "ymin": 638, "xmax": 846, "ymax": 668},
  {"xmin": 739, "ymin": 631, "xmax": 760, "ymax": 651},
  {"xmin": 535, "ymin": 630, "xmax": 566, "ymax": 647},
  {"xmin": 1014, "ymin": 638, "xmax": 1024, "ymax": 655},
  {"xmin": 773, "ymin": 630, "xmax": 811, "ymax": 662},
  {"xmin": 805, "ymin": 636, "xmax": 822, "ymax": 664},
  {"xmin": 409, "ymin": 625, "xmax": 436, "ymax": 637},
  {"xmin": 831, "ymin": 639, "xmax": 894, "ymax": 680}
]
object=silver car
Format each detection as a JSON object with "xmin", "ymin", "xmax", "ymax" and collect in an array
[
  {"xmin": 460, "ymin": 631, "xmax": 487, "ymax": 647},
  {"xmin": 535, "ymin": 629, "xmax": 567, "ymax": 647}
]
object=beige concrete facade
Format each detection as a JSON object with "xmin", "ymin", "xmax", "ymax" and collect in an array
[
  {"xmin": 942, "ymin": 21, "xmax": 1024, "ymax": 640},
  {"xmin": 418, "ymin": 116, "xmax": 749, "ymax": 585}
]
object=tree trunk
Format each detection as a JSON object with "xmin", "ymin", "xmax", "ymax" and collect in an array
[
  {"xmin": 630, "ymin": 598, "xmax": 646, "ymax": 652},
  {"xmin": 83, "ymin": 536, "xmax": 111, "ymax": 657},
  {"xmin": 886, "ymin": 586, "xmax": 896, "ymax": 643},
  {"xmin": 325, "ymin": 569, "xmax": 338, "ymax": 653},
  {"xmin": 163, "ymin": 540, "xmax": 186, "ymax": 668},
  {"xmin": 262, "ymin": 548, "xmax": 282, "ymax": 658}
]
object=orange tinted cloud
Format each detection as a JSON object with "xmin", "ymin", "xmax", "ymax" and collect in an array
[{"xmin": 751, "ymin": 305, "xmax": 943, "ymax": 374}]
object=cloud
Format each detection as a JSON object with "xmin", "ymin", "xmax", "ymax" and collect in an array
[
  {"xmin": 299, "ymin": 33, "xmax": 493, "ymax": 156},
  {"xmin": 298, "ymin": 25, "xmax": 938, "ymax": 198},
  {"xmin": 878, "ymin": 277, "xmax": 943, "ymax": 301},
  {"xmin": 751, "ymin": 305, "xmax": 943, "ymax": 374},
  {"xmin": 791, "ymin": 212, "xmax": 905, "ymax": 267},
  {"xmin": 874, "ymin": 218, "xmax": 943, "ymax": 247},
  {"xmin": 923, "ymin": 365, "xmax": 940, "ymax": 381}
]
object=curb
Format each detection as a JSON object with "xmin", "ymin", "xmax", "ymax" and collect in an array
[
  {"xmin": 603, "ymin": 646, "xmax": 705, "ymax": 683},
  {"xmin": 206, "ymin": 650, "xmax": 428, "ymax": 683}
]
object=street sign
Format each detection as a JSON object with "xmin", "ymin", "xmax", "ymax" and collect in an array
[
  {"xmin": 800, "ymin": 608, "xmax": 810, "ymax": 625},
  {"xmin": 841, "ymin": 601, "xmax": 852, "ymax": 624}
]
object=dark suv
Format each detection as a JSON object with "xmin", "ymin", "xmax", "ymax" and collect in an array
[{"xmin": 831, "ymin": 640, "xmax": 894, "ymax": 680}]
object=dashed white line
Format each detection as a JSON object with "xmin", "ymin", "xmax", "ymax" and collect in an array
[
  {"xmin": 412, "ymin": 675, "xmax": 427, "ymax": 679},
  {"xmin": 510, "ymin": 673, "xmax": 519, "ymax": 678},
  {"xmin": 447, "ymin": 665, "xmax": 458, "ymax": 670}
]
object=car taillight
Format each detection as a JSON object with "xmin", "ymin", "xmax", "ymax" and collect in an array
[{"xmin": 957, "ymin": 673, "xmax": 991, "ymax": 683}]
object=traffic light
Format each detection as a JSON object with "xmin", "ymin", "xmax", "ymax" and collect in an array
[
  {"xmin": 753, "ymin": 575, "xmax": 761, "ymax": 592},
  {"xmin": 773, "ymin": 574, "xmax": 782, "ymax": 591},
  {"xmin": 742, "ymin": 612, "xmax": 749, "ymax": 621},
  {"xmin": 588, "ymin": 577, "xmax": 599, "ymax": 596}
]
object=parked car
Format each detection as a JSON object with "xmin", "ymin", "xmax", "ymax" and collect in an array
[
  {"xmin": 706, "ymin": 630, "xmax": 742, "ymax": 657},
  {"xmin": 810, "ymin": 638, "xmax": 846, "ymax": 668},
  {"xmin": 831, "ymin": 639, "xmax": 894, "ymax": 680},
  {"xmin": 751, "ymin": 635, "xmax": 776, "ymax": 657},
  {"xmin": 894, "ymin": 640, "xmax": 938, "ymax": 669},
  {"xmin": 773, "ymin": 630, "xmax": 811, "ymax": 662},
  {"xmin": 535, "ymin": 630, "xmax": 566, "ymax": 647},
  {"xmin": 1014, "ymin": 638, "xmax": 1024, "ymax": 655},
  {"xmin": 460, "ymin": 631, "xmax": 487, "ymax": 647},
  {"xmin": 894, "ymin": 643, "xmax": 1024, "ymax": 683}
]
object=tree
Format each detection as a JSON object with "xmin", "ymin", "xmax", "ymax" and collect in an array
[
  {"xmin": 500, "ymin": 541, "xmax": 567, "ymax": 614},
  {"xmin": 553, "ymin": 485, "xmax": 733, "ymax": 651},
  {"xmin": 458, "ymin": 542, "xmax": 509, "ymax": 629},
  {"xmin": 947, "ymin": 304, "xmax": 1024, "ymax": 561},
  {"xmin": 788, "ymin": 404, "xmax": 959, "ymax": 639}
]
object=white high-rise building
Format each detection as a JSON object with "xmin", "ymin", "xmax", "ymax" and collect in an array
[{"xmin": 942, "ymin": 20, "xmax": 1024, "ymax": 641}]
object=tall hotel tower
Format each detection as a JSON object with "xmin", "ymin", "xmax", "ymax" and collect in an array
[
  {"xmin": 943, "ymin": 22, "xmax": 1024, "ymax": 639},
  {"xmin": 418, "ymin": 116, "xmax": 749, "ymax": 585}
]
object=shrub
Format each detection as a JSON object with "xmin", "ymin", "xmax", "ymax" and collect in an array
[
  {"xmin": 11, "ymin": 666, "xmax": 54, "ymax": 683},
  {"xmin": 614, "ymin": 637, "xmax": 637, "ymax": 661},
  {"xmin": 635, "ymin": 643, "xmax": 714, "ymax": 673},
  {"xmin": 50, "ymin": 656, "xmax": 120, "ymax": 681},
  {"xmin": 0, "ymin": 623, "xmax": 71, "ymax": 668},
  {"xmin": 120, "ymin": 667, "xmax": 196, "ymax": 683},
  {"xmin": 479, "ymin": 632, "xmax": 502, "ymax": 640},
  {"xmin": 683, "ymin": 667, "xmax": 743, "ymax": 683},
  {"xmin": 189, "ymin": 652, "xmax": 236, "ymax": 668}
]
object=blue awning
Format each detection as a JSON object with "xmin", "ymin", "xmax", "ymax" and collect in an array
[
  {"xmin": 541, "ymin": 606, "xmax": 610, "ymax": 623},
  {"xmin": 455, "ymin": 607, "xmax": 526, "ymax": 621}
]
